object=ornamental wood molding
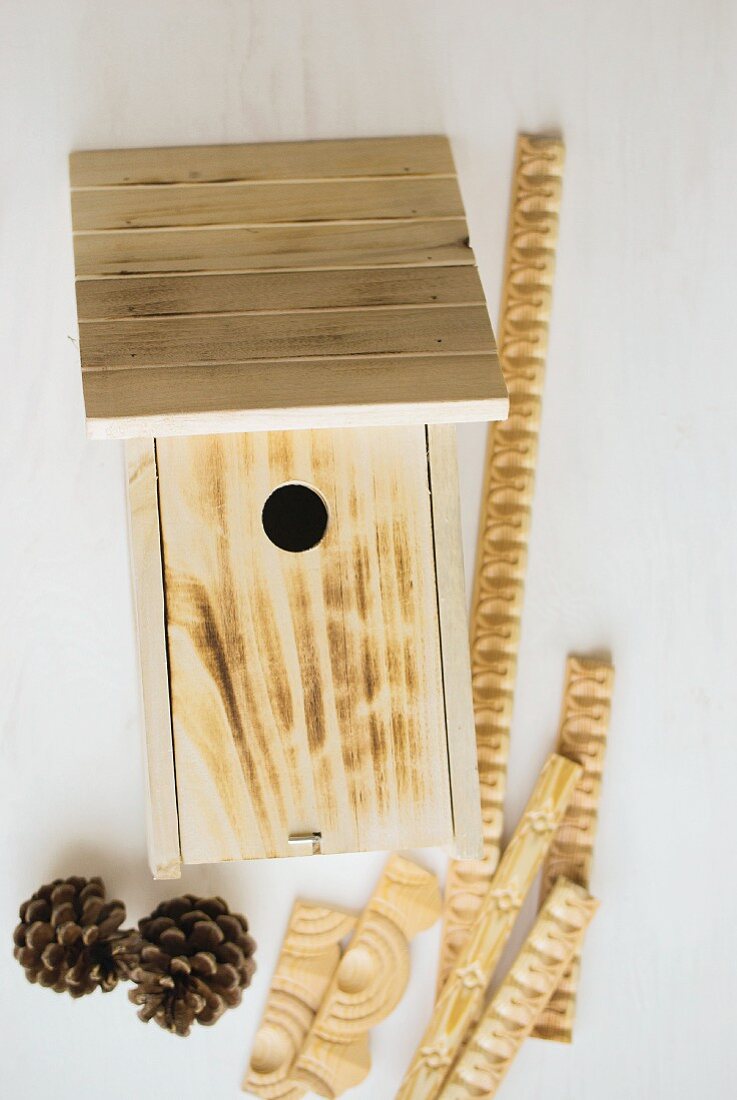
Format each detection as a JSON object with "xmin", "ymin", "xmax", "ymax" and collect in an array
[
  {"xmin": 396, "ymin": 754, "xmax": 581, "ymax": 1100},
  {"xmin": 439, "ymin": 878, "xmax": 599, "ymax": 1098},
  {"xmin": 243, "ymin": 903, "xmax": 356, "ymax": 1099},
  {"xmin": 532, "ymin": 655, "xmax": 614, "ymax": 1042},
  {"xmin": 291, "ymin": 855, "xmax": 441, "ymax": 1098},
  {"xmin": 437, "ymin": 133, "xmax": 565, "ymax": 992}
]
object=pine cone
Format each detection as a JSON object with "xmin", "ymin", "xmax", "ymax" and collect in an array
[
  {"xmin": 13, "ymin": 876, "xmax": 139, "ymax": 997},
  {"xmin": 129, "ymin": 895, "xmax": 256, "ymax": 1036}
]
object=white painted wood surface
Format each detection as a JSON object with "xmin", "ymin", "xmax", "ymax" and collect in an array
[{"xmin": 1, "ymin": 2, "xmax": 735, "ymax": 1098}]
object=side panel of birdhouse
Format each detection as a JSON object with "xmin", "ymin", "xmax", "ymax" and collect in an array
[{"xmin": 154, "ymin": 425, "xmax": 454, "ymax": 861}]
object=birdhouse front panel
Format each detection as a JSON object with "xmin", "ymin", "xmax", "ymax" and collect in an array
[
  {"xmin": 69, "ymin": 136, "xmax": 509, "ymax": 876},
  {"xmin": 155, "ymin": 426, "xmax": 452, "ymax": 862}
]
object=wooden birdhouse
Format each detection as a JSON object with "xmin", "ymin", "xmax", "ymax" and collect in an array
[{"xmin": 69, "ymin": 136, "xmax": 508, "ymax": 878}]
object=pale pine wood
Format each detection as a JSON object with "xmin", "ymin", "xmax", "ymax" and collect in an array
[
  {"xmin": 124, "ymin": 438, "xmax": 181, "ymax": 879},
  {"xmin": 436, "ymin": 134, "xmax": 565, "ymax": 992},
  {"xmin": 82, "ymin": 356, "xmax": 507, "ymax": 440},
  {"xmin": 395, "ymin": 753, "xmax": 581, "ymax": 1100},
  {"xmin": 532, "ymin": 656, "xmax": 614, "ymax": 1043},
  {"xmin": 70, "ymin": 136, "xmax": 507, "ymax": 436},
  {"xmin": 154, "ymin": 427, "xmax": 453, "ymax": 862},
  {"xmin": 78, "ymin": 305, "xmax": 495, "ymax": 369},
  {"xmin": 243, "ymin": 903, "xmax": 357, "ymax": 1099},
  {"xmin": 72, "ymin": 219, "xmax": 471, "ymax": 278},
  {"xmin": 75, "ymin": 265, "xmax": 485, "ymax": 321},
  {"xmin": 292, "ymin": 856, "xmax": 441, "ymax": 1098},
  {"xmin": 426, "ymin": 425, "xmax": 483, "ymax": 860},
  {"xmin": 72, "ymin": 176, "xmax": 464, "ymax": 230},
  {"xmin": 69, "ymin": 135, "xmax": 456, "ymax": 187},
  {"xmin": 439, "ymin": 879, "xmax": 599, "ymax": 1099}
]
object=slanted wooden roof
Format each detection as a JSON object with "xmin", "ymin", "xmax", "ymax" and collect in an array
[{"xmin": 70, "ymin": 136, "xmax": 507, "ymax": 438}]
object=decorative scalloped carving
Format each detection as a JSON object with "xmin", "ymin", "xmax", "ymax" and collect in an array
[
  {"xmin": 437, "ymin": 133, "xmax": 566, "ymax": 994},
  {"xmin": 532, "ymin": 655, "xmax": 614, "ymax": 1042},
  {"xmin": 440, "ymin": 878, "xmax": 599, "ymax": 1098},
  {"xmin": 292, "ymin": 855, "xmax": 441, "ymax": 1098},
  {"xmin": 396, "ymin": 754, "xmax": 581, "ymax": 1100},
  {"xmin": 243, "ymin": 903, "xmax": 356, "ymax": 1099}
]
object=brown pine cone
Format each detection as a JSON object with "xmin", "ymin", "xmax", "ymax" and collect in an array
[
  {"xmin": 13, "ymin": 876, "xmax": 139, "ymax": 997},
  {"xmin": 129, "ymin": 894, "xmax": 256, "ymax": 1036}
]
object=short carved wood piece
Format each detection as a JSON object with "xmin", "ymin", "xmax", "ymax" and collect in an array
[
  {"xmin": 439, "ymin": 879, "xmax": 599, "ymax": 1098},
  {"xmin": 243, "ymin": 903, "xmax": 356, "ymax": 1099},
  {"xmin": 436, "ymin": 133, "xmax": 565, "ymax": 992},
  {"xmin": 532, "ymin": 656, "xmax": 614, "ymax": 1043},
  {"xmin": 396, "ymin": 754, "xmax": 581, "ymax": 1100},
  {"xmin": 292, "ymin": 855, "xmax": 441, "ymax": 1098}
]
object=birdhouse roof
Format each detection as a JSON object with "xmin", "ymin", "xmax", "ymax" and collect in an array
[{"xmin": 70, "ymin": 136, "xmax": 507, "ymax": 438}]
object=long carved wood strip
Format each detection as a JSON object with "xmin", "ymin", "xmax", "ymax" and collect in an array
[
  {"xmin": 292, "ymin": 855, "xmax": 441, "ymax": 1098},
  {"xmin": 396, "ymin": 753, "xmax": 581, "ymax": 1100},
  {"xmin": 532, "ymin": 655, "xmax": 614, "ymax": 1043},
  {"xmin": 69, "ymin": 136, "xmax": 456, "ymax": 188},
  {"xmin": 72, "ymin": 218, "xmax": 471, "ymax": 278},
  {"xmin": 243, "ymin": 903, "xmax": 357, "ymax": 1099},
  {"xmin": 75, "ymin": 265, "xmax": 485, "ymax": 321},
  {"xmin": 439, "ymin": 879, "xmax": 599, "ymax": 1098},
  {"xmin": 72, "ymin": 176, "xmax": 465, "ymax": 231},
  {"xmin": 436, "ymin": 134, "xmax": 565, "ymax": 992},
  {"xmin": 82, "ymin": 356, "xmax": 507, "ymax": 440},
  {"xmin": 78, "ymin": 305, "xmax": 495, "ymax": 370},
  {"xmin": 124, "ymin": 438, "xmax": 181, "ymax": 879}
]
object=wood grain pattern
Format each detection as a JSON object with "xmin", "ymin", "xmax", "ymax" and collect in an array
[
  {"xmin": 78, "ymin": 305, "xmax": 495, "ymax": 369},
  {"xmin": 155, "ymin": 427, "xmax": 453, "ymax": 862},
  {"xmin": 395, "ymin": 753, "xmax": 581, "ymax": 1100},
  {"xmin": 75, "ymin": 265, "xmax": 485, "ymax": 321},
  {"xmin": 69, "ymin": 135, "xmax": 457, "ymax": 187},
  {"xmin": 439, "ymin": 879, "xmax": 599, "ymax": 1098},
  {"xmin": 71, "ymin": 176, "xmax": 464, "ymax": 230},
  {"xmin": 292, "ymin": 855, "xmax": 441, "ymax": 1098},
  {"xmin": 532, "ymin": 655, "xmax": 614, "ymax": 1043},
  {"xmin": 426, "ymin": 425, "xmax": 483, "ymax": 859},
  {"xmin": 243, "ymin": 903, "xmax": 357, "ymax": 1099},
  {"xmin": 436, "ymin": 134, "xmax": 565, "ymax": 992},
  {"xmin": 70, "ymin": 136, "xmax": 507, "ymax": 436},
  {"xmin": 124, "ymin": 438, "xmax": 181, "ymax": 879}
]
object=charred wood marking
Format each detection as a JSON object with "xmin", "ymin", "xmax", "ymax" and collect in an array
[{"xmin": 155, "ymin": 426, "xmax": 451, "ymax": 860}]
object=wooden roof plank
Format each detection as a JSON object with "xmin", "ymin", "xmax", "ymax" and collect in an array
[
  {"xmin": 82, "ymin": 356, "xmax": 509, "ymax": 439},
  {"xmin": 75, "ymin": 265, "xmax": 485, "ymax": 321},
  {"xmin": 72, "ymin": 218, "xmax": 472, "ymax": 277},
  {"xmin": 78, "ymin": 304, "xmax": 495, "ymax": 369},
  {"xmin": 69, "ymin": 135, "xmax": 455, "ymax": 188},
  {"xmin": 71, "ymin": 176, "xmax": 465, "ymax": 231}
]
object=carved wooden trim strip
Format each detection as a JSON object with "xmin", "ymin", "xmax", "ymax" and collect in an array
[
  {"xmin": 292, "ymin": 855, "xmax": 441, "ymax": 1098},
  {"xmin": 396, "ymin": 754, "xmax": 581, "ymax": 1100},
  {"xmin": 439, "ymin": 879, "xmax": 599, "ymax": 1098},
  {"xmin": 532, "ymin": 655, "xmax": 614, "ymax": 1042},
  {"xmin": 243, "ymin": 903, "xmax": 356, "ymax": 1099},
  {"xmin": 436, "ymin": 133, "xmax": 565, "ymax": 992}
]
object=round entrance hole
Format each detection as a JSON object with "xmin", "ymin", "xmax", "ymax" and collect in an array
[{"xmin": 261, "ymin": 482, "xmax": 329, "ymax": 553}]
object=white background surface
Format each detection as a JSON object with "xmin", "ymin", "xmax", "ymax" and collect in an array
[{"xmin": 1, "ymin": 1, "xmax": 736, "ymax": 1097}]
